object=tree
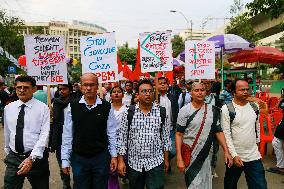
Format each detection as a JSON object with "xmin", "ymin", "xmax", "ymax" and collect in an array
[
  {"xmin": 225, "ymin": 14, "xmax": 262, "ymax": 43},
  {"xmin": 0, "ymin": 9, "xmax": 25, "ymax": 76},
  {"xmin": 246, "ymin": 0, "xmax": 284, "ymax": 19},
  {"xmin": 230, "ymin": 0, "xmax": 244, "ymax": 15},
  {"xmin": 117, "ymin": 42, "xmax": 137, "ymax": 66},
  {"xmin": 171, "ymin": 35, "xmax": 184, "ymax": 58}
]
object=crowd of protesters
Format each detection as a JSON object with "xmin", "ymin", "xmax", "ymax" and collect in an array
[{"xmin": 1, "ymin": 73, "xmax": 283, "ymax": 189}]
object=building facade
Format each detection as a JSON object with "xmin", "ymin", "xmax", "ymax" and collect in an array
[
  {"xmin": 21, "ymin": 20, "xmax": 107, "ymax": 60},
  {"xmin": 179, "ymin": 29, "xmax": 213, "ymax": 41}
]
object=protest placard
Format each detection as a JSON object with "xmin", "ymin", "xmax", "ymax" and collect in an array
[
  {"xmin": 139, "ymin": 31, "xmax": 173, "ymax": 73},
  {"xmin": 185, "ymin": 41, "xmax": 215, "ymax": 80},
  {"xmin": 80, "ymin": 32, "xmax": 118, "ymax": 83},
  {"xmin": 24, "ymin": 35, "xmax": 68, "ymax": 85}
]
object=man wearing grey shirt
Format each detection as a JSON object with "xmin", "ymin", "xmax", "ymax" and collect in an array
[
  {"xmin": 61, "ymin": 73, "xmax": 117, "ymax": 189},
  {"xmin": 4, "ymin": 76, "xmax": 50, "ymax": 189}
]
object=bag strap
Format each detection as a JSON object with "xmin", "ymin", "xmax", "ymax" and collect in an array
[
  {"xmin": 126, "ymin": 105, "xmax": 136, "ymax": 151},
  {"xmin": 181, "ymin": 92, "xmax": 186, "ymax": 107},
  {"xmin": 249, "ymin": 102, "xmax": 259, "ymax": 140},
  {"xmin": 190, "ymin": 104, "xmax": 207, "ymax": 151}
]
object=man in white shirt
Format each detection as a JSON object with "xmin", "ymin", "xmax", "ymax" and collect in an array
[
  {"xmin": 122, "ymin": 81, "xmax": 133, "ymax": 106},
  {"xmin": 178, "ymin": 80, "xmax": 192, "ymax": 109},
  {"xmin": 4, "ymin": 76, "xmax": 50, "ymax": 189},
  {"xmin": 221, "ymin": 79, "xmax": 267, "ymax": 189}
]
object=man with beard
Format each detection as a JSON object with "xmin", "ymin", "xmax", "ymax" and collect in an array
[{"xmin": 49, "ymin": 83, "xmax": 73, "ymax": 189}]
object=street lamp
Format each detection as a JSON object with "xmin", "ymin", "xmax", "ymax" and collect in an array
[{"xmin": 170, "ymin": 10, "xmax": 193, "ymax": 40}]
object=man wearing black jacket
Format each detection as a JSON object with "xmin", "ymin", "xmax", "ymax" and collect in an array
[
  {"xmin": 157, "ymin": 77, "xmax": 179, "ymax": 172},
  {"xmin": 49, "ymin": 83, "xmax": 73, "ymax": 189}
]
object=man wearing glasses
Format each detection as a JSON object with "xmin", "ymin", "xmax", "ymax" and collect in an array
[
  {"xmin": 117, "ymin": 79, "xmax": 171, "ymax": 189},
  {"xmin": 4, "ymin": 75, "xmax": 50, "ymax": 188},
  {"xmin": 61, "ymin": 73, "xmax": 117, "ymax": 189}
]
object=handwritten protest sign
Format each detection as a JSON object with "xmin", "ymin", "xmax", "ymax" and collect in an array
[
  {"xmin": 80, "ymin": 32, "xmax": 118, "ymax": 83},
  {"xmin": 185, "ymin": 41, "xmax": 215, "ymax": 80},
  {"xmin": 24, "ymin": 35, "xmax": 68, "ymax": 85},
  {"xmin": 139, "ymin": 31, "xmax": 173, "ymax": 73}
]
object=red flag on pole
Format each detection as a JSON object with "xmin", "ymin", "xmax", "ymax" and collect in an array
[{"xmin": 117, "ymin": 55, "xmax": 123, "ymax": 74}]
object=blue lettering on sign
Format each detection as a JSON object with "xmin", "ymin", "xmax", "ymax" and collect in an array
[
  {"xmin": 84, "ymin": 47, "xmax": 116, "ymax": 56},
  {"xmin": 86, "ymin": 37, "xmax": 107, "ymax": 47},
  {"xmin": 89, "ymin": 62, "xmax": 111, "ymax": 71}
]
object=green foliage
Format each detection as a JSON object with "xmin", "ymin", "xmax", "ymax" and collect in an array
[
  {"xmin": 246, "ymin": 0, "xmax": 284, "ymax": 19},
  {"xmin": 117, "ymin": 42, "xmax": 137, "ymax": 66},
  {"xmin": 0, "ymin": 9, "xmax": 25, "ymax": 76},
  {"xmin": 171, "ymin": 35, "xmax": 184, "ymax": 58},
  {"xmin": 225, "ymin": 14, "xmax": 261, "ymax": 43},
  {"xmin": 230, "ymin": 0, "xmax": 244, "ymax": 15}
]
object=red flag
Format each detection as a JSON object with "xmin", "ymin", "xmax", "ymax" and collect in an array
[
  {"xmin": 165, "ymin": 71, "xmax": 173, "ymax": 85},
  {"xmin": 117, "ymin": 55, "xmax": 123, "ymax": 73},
  {"xmin": 132, "ymin": 40, "xmax": 142, "ymax": 80},
  {"xmin": 123, "ymin": 61, "xmax": 134, "ymax": 81}
]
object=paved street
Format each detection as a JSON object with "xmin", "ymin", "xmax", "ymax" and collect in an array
[{"xmin": 0, "ymin": 125, "xmax": 283, "ymax": 188}]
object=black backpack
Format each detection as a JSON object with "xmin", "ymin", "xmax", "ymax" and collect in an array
[{"xmin": 225, "ymin": 102, "xmax": 259, "ymax": 139}]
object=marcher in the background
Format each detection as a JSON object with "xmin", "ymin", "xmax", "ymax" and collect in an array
[
  {"xmin": 220, "ymin": 79, "xmax": 233, "ymax": 105},
  {"xmin": 178, "ymin": 80, "xmax": 192, "ymax": 109},
  {"xmin": 267, "ymin": 91, "xmax": 284, "ymax": 175},
  {"xmin": 104, "ymin": 82, "xmax": 112, "ymax": 102},
  {"xmin": 122, "ymin": 81, "xmax": 133, "ymax": 106},
  {"xmin": 33, "ymin": 85, "xmax": 48, "ymax": 104},
  {"xmin": 49, "ymin": 83, "xmax": 73, "ymax": 189},
  {"xmin": 168, "ymin": 78, "xmax": 182, "ymax": 101}
]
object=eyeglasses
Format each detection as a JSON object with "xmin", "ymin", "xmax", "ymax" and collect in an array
[
  {"xmin": 140, "ymin": 89, "xmax": 154, "ymax": 94},
  {"xmin": 81, "ymin": 83, "xmax": 98, "ymax": 87},
  {"xmin": 16, "ymin": 86, "xmax": 32, "ymax": 90}
]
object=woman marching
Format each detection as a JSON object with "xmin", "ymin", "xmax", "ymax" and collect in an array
[
  {"xmin": 108, "ymin": 86, "xmax": 127, "ymax": 189},
  {"xmin": 175, "ymin": 82, "xmax": 233, "ymax": 189}
]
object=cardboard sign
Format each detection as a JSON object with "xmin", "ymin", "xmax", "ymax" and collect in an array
[
  {"xmin": 24, "ymin": 35, "xmax": 68, "ymax": 85},
  {"xmin": 140, "ymin": 31, "xmax": 173, "ymax": 73},
  {"xmin": 185, "ymin": 41, "xmax": 215, "ymax": 80},
  {"xmin": 80, "ymin": 32, "xmax": 118, "ymax": 83}
]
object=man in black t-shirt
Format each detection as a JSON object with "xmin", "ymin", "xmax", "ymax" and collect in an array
[{"xmin": 0, "ymin": 82, "xmax": 10, "ymax": 125}]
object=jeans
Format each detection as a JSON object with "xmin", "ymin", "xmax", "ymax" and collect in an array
[
  {"xmin": 128, "ymin": 164, "xmax": 165, "ymax": 189},
  {"xmin": 71, "ymin": 149, "xmax": 111, "ymax": 189},
  {"xmin": 4, "ymin": 151, "xmax": 49, "ymax": 189},
  {"xmin": 224, "ymin": 159, "xmax": 267, "ymax": 189},
  {"xmin": 169, "ymin": 129, "xmax": 176, "ymax": 160}
]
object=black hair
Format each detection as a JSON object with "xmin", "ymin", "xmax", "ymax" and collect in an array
[
  {"xmin": 110, "ymin": 86, "xmax": 124, "ymax": 94},
  {"xmin": 158, "ymin": 77, "xmax": 168, "ymax": 83},
  {"xmin": 137, "ymin": 79, "xmax": 153, "ymax": 92},
  {"xmin": 125, "ymin": 81, "xmax": 133, "ymax": 86},
  {"xmin": 231, "ymin": 78, "xmax": 248, "ymax": 94},
  {"xmin": 59, "ymin": 83, "xmax": 73, "ymax": 91},
  {"xmin": 15, "ymin": 75, "xmax": 36, "ymax": 87}
]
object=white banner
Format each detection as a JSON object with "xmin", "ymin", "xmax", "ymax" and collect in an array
[
  {"xmin": 139, "ymin": 31, "xmax": 173, "ymax": 73},
  {"xmin": 24, "ymin": 35, "xmax": 68, "ymax": 85},
  {"xmin": 80, "ymin": 32, "xmax": 118, "ymax": 83},
  {"xmin": 185, "ymin": 41, "xmax": 215, "ymax": 80}
]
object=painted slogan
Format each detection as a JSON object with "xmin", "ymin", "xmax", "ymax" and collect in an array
[
  {"xmin": 185, "ymin": 41, "xmax": 215, "ymax": 80},
  {"xmin": 80, "ymin": 32, "xmax": 118, "ymax": 83},
  {"xmin": 24, "ymin": 35, "xmax": 68, "ymax": 84},
  {"xmin": 139, "ymin": 31, "xmax": 173, "ymax": 73}
]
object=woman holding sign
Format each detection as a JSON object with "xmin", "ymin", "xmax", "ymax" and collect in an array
[{"xmin": 175, "ymin": 82, "xmax": 232, "ymax": 188}]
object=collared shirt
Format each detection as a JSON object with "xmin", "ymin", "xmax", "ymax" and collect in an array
[
  {"xmin": 117, "ymin": 103, "xmax": 171, "ymax": 172},
  {"xmin": 159, "ymin": 94, "xmax": 173, "ymax": 129},
  {"xmin": 122, "ymin": 92, "xmax": 132, "ymax": 106},
  {"xmin": 178, "ymin": 91, "xmax": 191, "ymax": 109},
  {"xmin": 61, "ymin": 96, "xmax": 117, "ymax": 168},
  {"xmin": 4, "ymin": 98, "xmax": 50, "ymax": 159},
  {"xmin": 221, "ymin": 101, "xmax": 261, "ymax": 162}
]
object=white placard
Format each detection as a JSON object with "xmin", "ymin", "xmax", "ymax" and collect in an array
[
  {"xmin": 185, "ymin": 41, "xmax": 215, "ymax": 80},
  {"xmin": 139, "ymin": 31, "xmax": 173, "ymax": 73},
  {"xmin": 24, "ymin": 35, "xmax": 68, "ymax": 85},
  {"xmin": 80, "ymin": 32, "xmax": 118, "ymax": 83}
]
